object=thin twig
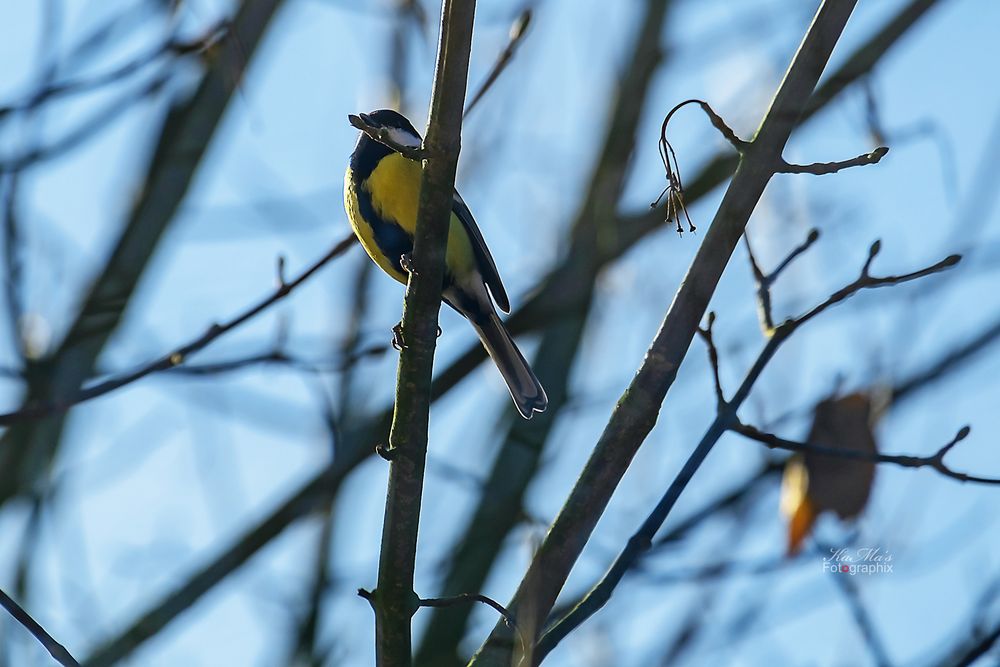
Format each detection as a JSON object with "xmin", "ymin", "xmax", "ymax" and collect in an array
[
  {"xmin": 778, "ymin": 145, "xmax": 889, "ymax": 174},
  {"xmin": 419, "ymin": 594, "xmax": 520, "ymax": 638},
  {"xmin": 733, "ymin": 423, "xmax": 998, "ymax": 484},
  {"xmin": 828, "ymin": 560, "xmax": 893, "ymax": 667},
  {"xmin": 697, "ymin": 312, "xmax": 726, "ymax": 407},
  {"xmin": 745, "ymin": 228, "xmax": 821, "ymax": 334},
  {"xmin": 0, "ymin": 587, "xmax": 80, "ymax": 667},
  {"xmin": 464, "ymin": 9, "xmax": 532, "ymax": 117},
  {"xmin": 535, "ymin": 244, "xmax": 959, "ymax": 660},
  {"xmin": 651, "ymin": 98, "xmax": 746, "ymax": 234},
  {"xmin": 0, "ymin": 234, "xmax": 357, "ymax": 425}
]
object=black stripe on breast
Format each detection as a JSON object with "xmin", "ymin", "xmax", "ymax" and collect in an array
[{"xmin": 353, "ymin": 180, "xmax": 413, "ymax": 276}]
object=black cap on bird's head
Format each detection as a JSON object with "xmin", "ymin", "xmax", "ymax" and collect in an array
[
  {"xmin": 348, "ymin": 109, "xmax": 422, "ymax": 176},
  {"xmin": 355, "ymin": 109, "xmax": 419, "ymax": 135}
]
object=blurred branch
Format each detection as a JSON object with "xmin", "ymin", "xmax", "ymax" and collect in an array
[
  {"xmin": 464, "ymin": 9, "xmax": 531, "ymax": 117},
  {"xmin": 372, "ymin": 0, "xmax": 476, "ymax": 663},
  {"xmin": 828, "ymin": 558, "xmax": 892, "ymax": 667},
  {"xmin": 535, "ymin": 245, "xmax": 958, "ymax": 660},
  {"xmin": 734, "ymin": 423, "xmax": 999, "ymax": 485},
  {"xmin": 0, "ymin": 0, "xmax": 288, "ymax": 503},
  {"xmin": 0, "ymin": 234, "xmax": 356, "ymax": 425},
  {"xmin": 0, "ymin": 20, "xmax": 228, "ymax": 123},
  {"xmin": 893, "ymin": 311, "xmax": 1000, "ymax": 404},
  {"xmin": 0, "ymin": 173, "xmax": 25, "ymax": 359},
  {"xmin": 0, "ymin": 75, "xmax": 171, "ymax": 172},
  {"xmin": 940, "ymin": 621, "xmax": 1000, "ymax": 667},
  {"xmin": 0, "ymin": 587, "xmax": 80, "ymax": 667}
]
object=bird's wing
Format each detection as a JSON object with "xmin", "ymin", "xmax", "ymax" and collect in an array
[{"xmin": 452, "ymin": 189, "xmax": 511, "ymax": 313}]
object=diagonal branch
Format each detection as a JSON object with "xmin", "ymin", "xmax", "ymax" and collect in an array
[
  {"xmin": 0, "ymin": 235, "xmax": 356, "ymax": 425},
  {"xmin": 470, "ymin": 2, "xmax": 869, "ymax": 664},
  {"xmin": 464, "ymin": 9, "xmax": 532, "ymax": 117},
  {"xmin": 0, "ymin": 587, "xmax": 80, "ymax": 667},
  {"xmin": 534, "ymin": 245, "xmax": 959, "ymax": 660}
]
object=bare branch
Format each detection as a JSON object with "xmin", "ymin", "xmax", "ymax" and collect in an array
[
  {"xmin": 0, "ymin": 587, "xmax": 80, "ymax": 667},
  {"xmin": 464, "ymin": 9, "xmax": 532, "ymax": 117},
  {"xmin": 0, "ymin": 21, "xmax": 228, "ymax": 122},
  {"xmin": 419, "ymin": 593, "xmax": 520, "ymax": 641},
  {"xmin": 535, "ymin": 243, "xmax": 960, "ymax": 660},
  {"xmin": 0, "ymin": 234, "xmax": 357, "ymax": 425},
  {"xmin": 473, "ymin": 4, "xmax": 868, "ymax": 662},
  {"xmin": 791, "ymin": 244, "xmax": 960, "ymax": 328},
  {"xmin": 744, "ymin": 228, "xmax": 820, "ymax": 333},
  {"xmin": 733, "ymin": 423, "xmax": 998, "ymax": 485},
  {"xmin": 778, "ymin": 145, "xmax": 889, "ymax": 174},
  {"xmin": 697, "ymin": 312, "xmax": 726, "ymax": 408}
]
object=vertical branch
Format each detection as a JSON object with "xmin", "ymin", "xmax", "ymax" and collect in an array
[
  {"xmin": 372, "ymin": 1, "xmax": 477, "ymax": 665},
  {"xmin": 469, "ymin": 1, "xmax": 860, "ymax": 664}
]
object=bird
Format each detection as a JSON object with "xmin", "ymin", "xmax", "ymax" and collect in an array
[{"xmin": 343, "ymin": 109, "xmax": 547, "ymax": 419}]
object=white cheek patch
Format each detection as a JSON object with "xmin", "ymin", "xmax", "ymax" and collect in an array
[{"xmin": 385, "ymin": 127, "xmax": 422, "ymax": 149}]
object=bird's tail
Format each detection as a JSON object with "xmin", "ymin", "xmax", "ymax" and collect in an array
[{"xmin": 472, "ymin": 312, "xmax": 548, "ymax": 419}]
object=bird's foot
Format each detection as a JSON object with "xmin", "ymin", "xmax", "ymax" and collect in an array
[
  {"xmin": 391, "ymin": 321, "xmax": 406, "ymax": 350},
  {"xmin": 400, "ymin": 253, "xmax": 416, "ymax": 275},
  {"xmin": 391, "ymin": 321, "xmax": 439, "ymax": 350}
]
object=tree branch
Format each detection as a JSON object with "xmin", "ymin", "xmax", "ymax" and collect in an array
[
  {"xmin": 470, "ymin": 2, "xmax": 866, "ymax": 663},
  {"xmin": 372, "ymin": 1, "xmax": 477, "ymax": 664},
  {"xmin": 534, "ymin": 245, "xmax": 958, "ymax": 660},
  {"xmin": 733, "ymin": 423, "xmax": 998, "ymax": 485},
  {"xmin": 0, "ymin": 587, "xmax": 80, "ymax": 667},
  {"xmin": 0, "ymin": 234, "xmax": 356, "ymax": 425},
  {"xmin": 777, "ymin": 145, "xmax": 889, "ymax": 174}
]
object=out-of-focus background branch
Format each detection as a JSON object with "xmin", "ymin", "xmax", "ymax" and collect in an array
[{"xmin": 2, "ymin": 0, "xmax": 999, "ymax": 665}]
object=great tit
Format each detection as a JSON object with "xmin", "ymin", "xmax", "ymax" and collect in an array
[{"xmin": 343, "ymin": 109, "xmax": 548, "ymax": 419}]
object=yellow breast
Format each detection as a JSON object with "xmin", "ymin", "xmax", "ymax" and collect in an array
[
  {"xmin": 366, "ymin": 153, "xmax": 423, "ymax": 233},
  {"xmin": 344, "ymin": 152, "xmax": 477, "ymax": 285},
  {"xmin": 343, "ymin": 166, "xmax": 409, "ymax": 283}
]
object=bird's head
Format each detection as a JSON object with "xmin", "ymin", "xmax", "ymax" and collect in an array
[{"xmin": 349, "ymin": 109, "xmax": 422, "ymax": 150}]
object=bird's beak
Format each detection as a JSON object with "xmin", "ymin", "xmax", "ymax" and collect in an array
[{"xmin": 348, "ymin": 112, "xmax": 385, "ymax": 134}]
